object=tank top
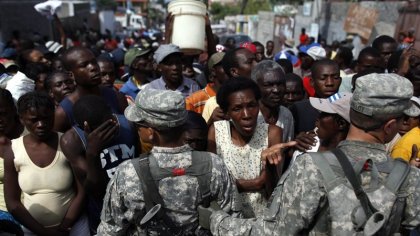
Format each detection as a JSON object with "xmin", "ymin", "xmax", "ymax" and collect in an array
[
  {"xmin": 214, "ymin": 120, "xmax": 268, "ymax": 218},
  {"xmin": 72, "ymin": 114, "xmax": 138, "ymax": 179},
  {"xmin": 12, "ymin": 133, "xmax": 75, "ymax": 227},
  {"xmin": 72, "ymin": 114, "xmax": 138, "ymax": 232},
  {"xmin": 59, "ymin": 86, "xmax": 121, "ymax": 126}
]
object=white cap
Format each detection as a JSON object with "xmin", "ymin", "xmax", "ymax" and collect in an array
[{"xmin": 307, "ymin": 46, "xmax": 326, "ymax": 61}]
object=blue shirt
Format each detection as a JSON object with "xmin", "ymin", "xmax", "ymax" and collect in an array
[
  {"xmin": 119, "ymin": 78, "xmax": 144, "ymax": 101},
  {"xmin": 145, "ymin": 76, "xmax": 200, "ymax": 98}
]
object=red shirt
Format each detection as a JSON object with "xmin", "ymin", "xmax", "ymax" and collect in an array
[
  {"xmin": 303, "ymin": 76, "xmax": 315, "ymax": 97},
  {"xmin": 300, "ymin": 34, "xmax": 309, "ymax": 45}
]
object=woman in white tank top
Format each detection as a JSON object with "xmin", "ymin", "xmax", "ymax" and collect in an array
[
  {"xmin": 207, "ymin": 79, "xmax": 283, "ymax": 218},
  {"xmin": 3, "ymin": 92, "xmax": 89, "ymax": 236}
]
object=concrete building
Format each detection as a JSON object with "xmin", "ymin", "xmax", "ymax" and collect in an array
[{"xmin": 0, "ymin": 0, "xmax": 92, "ymax": 43}]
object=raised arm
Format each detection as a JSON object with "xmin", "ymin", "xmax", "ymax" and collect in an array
[{"xmin": 53, "ymin": 14, "xmax": 67, "ymax": 49}]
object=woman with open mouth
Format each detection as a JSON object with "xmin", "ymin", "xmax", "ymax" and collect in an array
[{"xmin": 207, "ymin": 78, "xmax": 282, "ymax": 218}]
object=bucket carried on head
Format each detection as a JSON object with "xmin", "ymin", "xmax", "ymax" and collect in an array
[{"xmin": 168, "ymin": 0, "xmax": 207, "ymax": 55}]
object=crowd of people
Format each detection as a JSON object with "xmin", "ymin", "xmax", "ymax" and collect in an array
[{"xmin": 0, "ymin": 14, "xmax": 419, "ymax": 236}]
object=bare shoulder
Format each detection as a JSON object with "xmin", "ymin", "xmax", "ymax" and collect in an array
[
  {"xmin": 54, "ymin": 105, "xmax": 69, "ymax": 132},
  {"xmin": 268, "ymin": 124, "xmax": 282, "ymax": 134},
  {"xmin": 60, "ymin": 129, "xmax": 84, "ymax": 161},
  {"xmin": 268, "ymin": 124, "xmax": 283, "ymax": 146}
]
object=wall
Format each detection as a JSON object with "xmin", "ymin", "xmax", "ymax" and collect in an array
[{"xmin": 293, "ymin": 1, "xmax": 406, "ymax": 47}]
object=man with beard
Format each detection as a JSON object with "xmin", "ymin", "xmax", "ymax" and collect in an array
[{"xmin": 251, "ymin": 61, "xmax": 294, "ymax": 143}]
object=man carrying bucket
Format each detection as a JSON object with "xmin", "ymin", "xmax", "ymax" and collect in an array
[{"xmin": 145, "ymin": 44, "xmax": 200, "ymax": 98}]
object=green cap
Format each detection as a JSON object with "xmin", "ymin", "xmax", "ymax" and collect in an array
[
  {"xmin": 124, "ymin": 47, "xmax": 151, "ymax": 66},
  {"xmin": 208, "ymin": 52, "xmax": 225, "ymax": 70}
]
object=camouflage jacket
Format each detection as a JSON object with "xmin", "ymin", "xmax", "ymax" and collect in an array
[
  {"xmin": 210, "ymin": 140, "xmax": 420, "ymax": 235},
  {"xmin": 97, "ymin": 145, "xmax": 241, "ymax": 235}
]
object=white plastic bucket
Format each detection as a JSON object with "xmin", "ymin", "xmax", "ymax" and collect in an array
[{"xmin": 168, "ymin": 0, "xmax": 207, "ymax": 55}]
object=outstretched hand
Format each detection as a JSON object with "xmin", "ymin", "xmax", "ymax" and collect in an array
[{"xmin": 261, "ymin": 141, "xmax": 297, "ymax": 165}]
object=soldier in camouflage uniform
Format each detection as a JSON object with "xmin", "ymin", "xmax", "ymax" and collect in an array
[
  {"xmin": 97, "ymin": 88, "xmax": 241, "ymax": 235},
  {"xmin": 209, "ymin": 73, "xmax": 420, "ymax": 235}
]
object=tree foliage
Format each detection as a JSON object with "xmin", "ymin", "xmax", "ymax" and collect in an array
[
  {"xmin": 210, "ymin": 2, "xmax": 241, "ymax": 22},
  {"xmin": 210, "ymin": 0, "xmax": 271, "ymax": 22},
  {"xmin": 243, "ymin": 0, "xmax": 271, "ymax": 14}
]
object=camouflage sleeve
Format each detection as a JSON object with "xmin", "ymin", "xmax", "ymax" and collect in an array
[
  {"xmin": 210, "ymin": 154, "xmax": 242, "ymax": 215},
  {"xmin": 401, "ymin": 167, "xmax": 420, "ymax": 230},
  {"xmin": 271, "ymin": 154, "xmax": 328, "ymax": 234},
  {"xmin": 97, "ymin": 160, "xmax": 146, "ymax": 235},
  {"xmin": 210, "ymin": 154, "xmax": 328, "ymax": 236}
]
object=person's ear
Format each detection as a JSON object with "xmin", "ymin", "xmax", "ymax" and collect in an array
[
  {"xmin": 146, "ymin": 127, "xmax": 155, "ymax": 141},
  {"xmin": 157, "ymin": 64, "xmax": 162, "ymax": 73},
  {"xmin": 230, "ymin": 68, "xmax": 238, "ymax": 77},
  {"xmin": 48, "ymin": 90, "xmax": 54, "ymax": 99},
  {"xmin": 383, "ymin": 118, "xmax": 398, "ymax": 135},
  {"xmin": 337, "ymin": 119, "xmax": 348, "ymax": 131}
]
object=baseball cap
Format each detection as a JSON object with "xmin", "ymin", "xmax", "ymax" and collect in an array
[
  {"xmin": 240, "ymin": 42, "xmax": 257, "ymax": 53},
  {"xmin": 310, "ymin": 92, "xmax": 352, "ymax": 122},
  {"xmin": 274, "ymin": 51, "xmax": 299, "ymax": 65},
  {"xmin": 299, "ymin": 42, "xmax": 321, "ymax": 54},
  {"xmin": 124, "ymin": 88, "xmax": 187, "ymax": 129},
  {"xmin": 351, "ymin": 73, "xmax": 419, "ymax": 117},
  {"xmin": 408, "ymin": 96, "xmax": 420, "ymax": 117},
  {"xmin": 306, "ymin": 46, "xmax": 326, "ymax": 61},
  {"xmin": 45, "ymin": 41, "xmax": 63, "ymax": 54},
  {"xmin": 124, "ymin": 47, "xmax": 151, "ymax": 66},
  {"xmin": 153, "ymin": 44, "xmax": 182, "ymax": 64},
  {"xmin": 208, "ymin": 52, "xmax": 225, "ymax": 70}
]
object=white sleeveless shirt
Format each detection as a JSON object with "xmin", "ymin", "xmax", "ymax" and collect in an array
[
  {"xmin": 214, "ymin": 120, "xmax": 268, "ymax": 217},
  {"xmin": 12, "ymin": 134, "xmax": 75, "ymax": 227}
]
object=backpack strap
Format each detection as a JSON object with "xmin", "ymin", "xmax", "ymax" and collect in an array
[
  {"xmin": 131, "ymin": 154, "xmax": 163, "ymax": 211},
  {"xmin": 147, "ymin": 151, "xmax": 213, "ymax": 208},
  {"xmin": 309, "ymin": 152, "xmax": 340, "ymax": 191},
  {"xmin": 331, "ymin": 148, "xmax": 378, "ymax": 219},
  {"xmin": 380, "ymin": 158, "xmax": 411, "ymax": 236},
  {"xmin": 385, "ymin": 158, "xmax": 411, "ymax": 194},
  {"xmin": 190, "ymin": 151, "xmax": 212, "ymax": 208},
  {"xmin": 131, "ymin": 154, "xmax": 179, "ymax": 229}
]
